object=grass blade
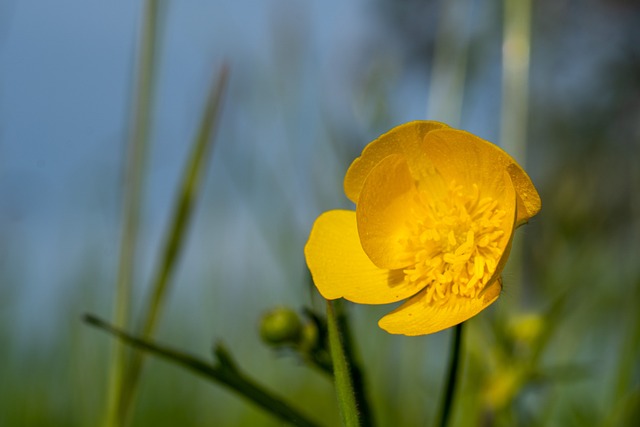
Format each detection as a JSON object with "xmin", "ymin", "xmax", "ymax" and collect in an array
[
  {"xmin": 118, "ymin": 64, "xmax": 229, "ymax": 424},
  {"xmin": 102, "ymin": 1, "xmax": 161, "ymax": 426}
]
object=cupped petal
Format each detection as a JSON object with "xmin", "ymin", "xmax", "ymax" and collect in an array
[
  {"xmin": 356, "ymin": 154, "xmax": 424, "ymax": 270},
  {"xmin": 378, "ymin": 277, "xmax": 503, "ymax": 336},
  {"xmin": 305, "ymin": 210, "xmax": 424, "ymax": 304},
  {"xmin": 507, "ymin": 163, "xmax": 541, "ymax": 227},
  {"xmin": 483, "ymin": 171, "xmax": 518, "ymax": 282},
  {"xmin": 421, "ymin": 129, "xmax": 541, "ymax": 226},
  {"xmin": 344, "ymin": 121, "xmax": 449, "ymax": 203},
  {"xmin": 378, "ymin": 172, "xmax": 518, "ymax": 336}
]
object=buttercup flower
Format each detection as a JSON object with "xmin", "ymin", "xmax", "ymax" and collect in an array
[{"xmin": 305, "ymin": 121, "xmax": 541, "ymax": 336}]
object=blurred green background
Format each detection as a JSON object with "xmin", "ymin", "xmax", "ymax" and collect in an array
[{"xmin": 1, "ymin": 0, "xmax": 639, "ymax": 426}]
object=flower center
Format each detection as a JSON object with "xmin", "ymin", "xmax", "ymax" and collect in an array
[{"xmin": 403, "ymin": 181, "xmax": 506, "ymax": 305}]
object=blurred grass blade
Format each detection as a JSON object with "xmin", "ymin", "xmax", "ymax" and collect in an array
[
  {"xmin": 500, "ymin": 0, "xmax": 532, "ymax": 296},
  {"xmin": 426, "ymin": 0, "xmax": 472, "ymax": 126},
  {"xmin": 118, "ymin": 64, "xmax": 230, "ymax": 424},
  {"xmin": 136, "ymin": 62, "xmax": 229, "ymax": 336},
  {"xmin": 85, "ymin": 314, "xmax": 321, "ymax": 427},
  {"xmin": 102, "ymin": 1, "xmax": 161, "ymax": 426},
  {"xmin": 501, "ymin": 0, "xmax": 532, "ymax": 164},
  {"xmin": 607, "ymin": 281, "xmax": 640, "ymax": 427},
  {"xmin": 326, "ymin": 300, "xmax": 361, "ymax": 427}
]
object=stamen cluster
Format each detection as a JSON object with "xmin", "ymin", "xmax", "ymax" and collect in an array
[{"xmin": 403, "ymin": 182, "xmax": 506, "ymax": 305}]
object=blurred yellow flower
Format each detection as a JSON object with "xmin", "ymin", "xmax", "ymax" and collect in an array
[
  {"xmin": 507, "ymin": 312, "xmax": 544, "ymax": 344},
  {"xmin": 483, "ymin": 366, "xmax": 524, "ymax": 411},
  {"xmin": 305, "ymin": 121, "xmax": 541, "ymax": 335}
]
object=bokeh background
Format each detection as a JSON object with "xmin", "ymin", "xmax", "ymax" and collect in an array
[{"xmin": 1, "ymin": 0, "xmax": 639, "ymax": 426}]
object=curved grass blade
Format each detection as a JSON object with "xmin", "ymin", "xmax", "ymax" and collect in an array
[
  {"xmin": 118, "ymin": 64, "xmax": 230, "ymax": 424},
  {"xmin": 85, "ymin": 314, "xmax": 321, "ymax": 427}
]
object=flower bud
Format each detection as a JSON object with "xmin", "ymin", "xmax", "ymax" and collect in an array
[{"xmin": 259, "ymin": 307, "xmax": 303, "ymax": 346}]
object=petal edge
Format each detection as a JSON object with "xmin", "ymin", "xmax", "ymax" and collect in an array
[
  {"xmin": 343, "ymin": 121, "xmax": 449, "ymax": 203},
  {"xmin": 378, "ymin": 277, "xmax": 502, "ymax": 336}
]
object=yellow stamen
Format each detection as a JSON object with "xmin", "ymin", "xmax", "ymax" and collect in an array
[{"xmin": 403, "ymin": 181, "xmax": 506, "ymax": 305}]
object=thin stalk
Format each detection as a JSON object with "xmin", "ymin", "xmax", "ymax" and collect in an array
[
  {"xmin": 326, "ymin": 300, "xmax": 361, "ymax": 427},
  {"xmin": 102, "ymin": 1, "xmax": 160, "ymax": 426},
  {"xmin": 436, "ymin": 322, "xmax": 464, "ymax": 427},
  {"xmin": 85, "ymin": 314, "xmax": 321, "ymax": 427},
  {"xmin": 118, "ymin": 64, "xmax": 229, "ymax": 424}
]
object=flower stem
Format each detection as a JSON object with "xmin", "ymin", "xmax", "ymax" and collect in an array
[
  {"xmin": 437, "ymin": 322, "xmax": 465, "ymax": 427},
  {"xmin": 333, "ymin": 302, "xmax": 375, "ymax": 427},
  {"xmin": 326, "ymin": 300, "xmax": 361, "ymax": 427}
]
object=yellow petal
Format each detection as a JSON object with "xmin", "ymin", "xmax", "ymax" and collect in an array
[
  {"xmin": 378, "ymin": 277, "xmax": 503, "ymax": 336},
  {"xmin": 421, "ymin": 128, "xmax": 541, "ymax": 225},
  {"xmin": 304, "ymin": 210, "xmax": 424, "ymax": 304},
  {"xmin": 356, "ymin": 154, "xmax": 422, "ymax": 270},
  {"xmin": 484, "ymin": 171, "xmax": 518, "ymax": 282},
  {"xmin": 378, "ymin": 172, "xmax": 517, "ymax": 336},
  {"xmin": 507, "ymin": 163, "xmax": 542, "ymax": 227},
  {"xmin": 343, "ymin": 121, "xmax": 449, "ymax": 203}
]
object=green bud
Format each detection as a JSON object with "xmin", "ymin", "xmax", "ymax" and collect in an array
[{"xmin": 259, "ymin": 307, "xmax": 303, "ymax": 346}]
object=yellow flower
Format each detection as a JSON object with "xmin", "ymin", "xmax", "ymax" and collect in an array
[{"xmin": 305, "ymin": 121, "xmax": 541, "ymax": 336}]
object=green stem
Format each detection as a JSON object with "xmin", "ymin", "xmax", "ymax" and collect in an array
[
  {"xmin": 326, "ymin": 301, "xmax": 361, "ymax": 427},
  {"xmin": 333, "ymin": 302, "xmax": 374, "ymax": 427},
  {"xmin": 85, "ymin": 314, "xmax": 321, "ymax": 427},
  {"xmin": 437, "ymin": 322, "xmax": 464, "ymax": 427}
]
